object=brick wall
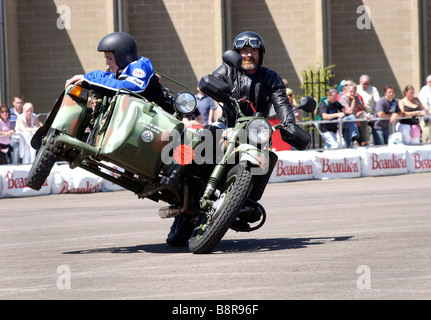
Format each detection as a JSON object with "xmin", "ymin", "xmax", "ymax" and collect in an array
[
  {"xmin": 126, "ymin": 0, "xmax": 223, "ymax": 93},
  {"xmin": 330, "ymin": 0, "xmax": 421, "ymax": 97},
  {"xmin": 2, "ymin": 0, "xmax": 430, "ymax": 112},
  {"xmin": 13, "ymin": 0, "xmax": 113, "ymax": 114}
]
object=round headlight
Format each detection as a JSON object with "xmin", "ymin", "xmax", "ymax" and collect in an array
[
  {"xmin": 174, "ymin": 91, "xmax": 197, "ymax": 115},
  {"xmin": 247, "ymin": 118, "xmax": 272, "ymax": 145}
]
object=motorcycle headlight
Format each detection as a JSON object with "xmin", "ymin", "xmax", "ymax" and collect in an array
[
  {"xmin": 246, "ymin": 118, "xmax": 272, "ymax": 145},
  {"xmin": 174, "ymin": 91, "xmax": 197, "ymax": 115}
]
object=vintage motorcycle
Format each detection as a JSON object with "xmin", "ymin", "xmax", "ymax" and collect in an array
[{"xmin": 26, "ymin": 50, "xmax": 316, "ymax": 254}]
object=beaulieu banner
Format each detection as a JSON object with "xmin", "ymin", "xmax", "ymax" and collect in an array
[
  {"xmin": 1, "ymin": 145, "xmax": 431, "ymax": 199},
  {"xmin": 269, "ymin": 145, "xmax": 431, "ymax": 182}
]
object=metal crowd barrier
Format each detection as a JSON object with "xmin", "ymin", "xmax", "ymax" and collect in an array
[{"xmin": 296, "ymin": 115, "xmax": 431, "ymax": 150}]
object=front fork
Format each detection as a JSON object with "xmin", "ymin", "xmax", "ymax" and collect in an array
[
  {"xmin": 199, "ymin": 130, "xmax": 270, "ymax": 210},
  {"xmin": 199, "ymin": 130, "xmax": 238, "ymax": 210}
]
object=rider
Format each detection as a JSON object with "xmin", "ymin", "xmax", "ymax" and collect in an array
[
  {"xmin": 65, "ymin": 32, "xmax": 173, "ymax": 113},
  {"xmin": 208, "ymin": 31, "xmax": 295, "ymax": 127}
]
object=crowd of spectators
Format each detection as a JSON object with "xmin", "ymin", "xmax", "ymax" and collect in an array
[
  {"xmin": 0, "ymin": 96, "xmax": 42, "ymax": 165},
  {"xmin": 316, "ymin": 74, "xmax": 431, "ymax": 149}
]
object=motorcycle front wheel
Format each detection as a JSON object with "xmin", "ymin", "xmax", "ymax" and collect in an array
[
  {"xmin": 26, "ymin": 129, "xmax": 61, "ymax": 190},
  {"xmin": 189, "ymin": 163, "xmax": 252, "ymax": 254}
]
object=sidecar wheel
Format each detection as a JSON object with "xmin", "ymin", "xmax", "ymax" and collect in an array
[
  {"xmin": 189, "ymin": 163, "xmax": 252, "ymax": 254},
  {"xmin": 166, "ymin": 214, "xmax": 195, "ymax": 247},
  {"xmin": 26, "ymin": 130, "xmax": 61, "ymax": 191}
]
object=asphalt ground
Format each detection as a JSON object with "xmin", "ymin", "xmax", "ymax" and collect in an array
[{"xmin": 1, "ymin": 172, "xmax": 431, "ymax": 301}]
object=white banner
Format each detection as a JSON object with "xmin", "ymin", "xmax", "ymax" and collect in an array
[
  {"xmin": 269, "ymin": 150, "xmax": 317, "ymax": 182},
  {"xmin": 359, "ymin": 146, "xmax": 408, "ymax": 177},
  {"xmin": 50, "ymin": 164, "xmax": 104, "ymax": 194},
  {"xmin": 313, "ymin": 149, "xmax": 361, "ymax": 180},
  {"xmin": 0, "ymin": 164, "xmax": 52, "ymax": 198},
  {"xmin": 406, "ymin": 145, "xmax": 431, "ymax": 173}
]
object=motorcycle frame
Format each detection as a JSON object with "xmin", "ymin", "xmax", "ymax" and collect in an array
[{"xmin": 198, "ymin": 108, "xmax": 275, "ymax": 210}]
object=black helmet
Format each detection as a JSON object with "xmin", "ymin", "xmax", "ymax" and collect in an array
[
  {"xmin": 232, "ymin": 31, "xmax": 265, "ymax": 65},
  {"xmin": 97, "ymin": 32, "xmax": 138, "ymax": 69}
]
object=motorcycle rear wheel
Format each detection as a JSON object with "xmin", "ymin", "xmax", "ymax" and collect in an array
[
  {"xmin": 26, "ymin": 129, "xmax": 61, "ymax": 190},
  {"xmin": 189, "ymin": 163, "xmax": 252, "ymax": 254}
]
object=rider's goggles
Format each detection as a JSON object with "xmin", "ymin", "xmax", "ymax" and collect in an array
[{"xmin": 234, "ymin": 37, "xmax": 262, "ymax": 50}]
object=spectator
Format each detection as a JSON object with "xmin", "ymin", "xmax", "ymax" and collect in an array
[
  {"xmin": 338, "ymin": 79, "xmax": 346, "ymax": 94},
  {"xmin": 372, "ymin": 85, "xmax": 398, "ymax": 145},
  {"xmin": 397, "ymin": 85, "xmax": 427, "ymax": 145},
  {"xmin": 357, "ymin": 75, "xmax": 380, "ymax": 115},
  {"xmin": 269, "ymin": 80, "xmax": 297, "ymax": 120},
  {"xmin": 339, "ymin": 79, "xmax": 367, "ymax": 143},
  {"xmin": 16, "ymin": 102, "xmax": 42, "ymax": 164},
  {"xmin": 9, "ymin": 95, "xmax": 24, "ymax": 164},
  {"xmin": 357, "ymin": 75, "xmax": 380, "ymax": 145},
  {"xmin": 195, "ymin": 85, "xmax": 217, "ymax": 125},
  {"xmin": 318, "ymin": 88, "xmax": 345, "ymax": 149},
  {"xmin": 338, "ymin": 83, "xmax": 364, "ymax": 147},
  {"xmin": 286, "ymin": 88, "xmax": 300, "ymax": 123},
  {"xmin": 0, "ymin": 105, "xmax": 15, "ymax": 164},
  {"xmin": 418, "ymin": 74, "xmax": 431, "ymax": 143}
]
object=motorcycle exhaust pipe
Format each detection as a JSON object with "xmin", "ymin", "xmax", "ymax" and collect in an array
[{"xmin": 158, "ymin": 206, "xmax": 182, "ymax": 219}]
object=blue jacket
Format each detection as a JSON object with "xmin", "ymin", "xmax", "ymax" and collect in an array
[
  {"xmin": 83, "ymin": 56, "xmax": 173, "ymax": 113},
  {"xmin": 83, "ymin": 56, "xmax": 154, "ymax": 96}
]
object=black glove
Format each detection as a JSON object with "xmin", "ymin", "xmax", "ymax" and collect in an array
[{"xmin": 279, "ymin": 123, "xmax": 311, "ymax": 151}]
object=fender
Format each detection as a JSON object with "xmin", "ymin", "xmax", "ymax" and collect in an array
[
  {"xmin": 31, "ymin": 86, "xmax": 90, "ymax": 150},
  {"xmin": 51, "ymin": 88, "xmax": 90, "ymax": 137},
  {"xmin": 226, "ymin": 143, "xmax": 270, "ymax": 174}
]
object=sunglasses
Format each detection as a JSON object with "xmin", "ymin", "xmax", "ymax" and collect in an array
[{"xmin": 234, "ymin": 37, "xmax": 262, "ymax": 50}]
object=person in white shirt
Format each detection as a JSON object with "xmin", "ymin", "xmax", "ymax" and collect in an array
[
  {"xmin": 357, "ymin": 75, "xmax": 380, "ymax": 145},
  {"xmin": 16, "ymin": 102, "xmax": 42, "ymax": 164},
  {"xmin": 418, "ymin": 74, "xmax": 431, "ymax": 143}
]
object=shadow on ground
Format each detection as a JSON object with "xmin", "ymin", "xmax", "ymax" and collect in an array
[{"xmin": 63, "ymin": 236, "xmax": 352, "ymax": 255}]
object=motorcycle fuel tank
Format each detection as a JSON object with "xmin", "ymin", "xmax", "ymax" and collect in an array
[{"xmin": 98, "ymin": 95, "xmax": 184, "ymax": 179}]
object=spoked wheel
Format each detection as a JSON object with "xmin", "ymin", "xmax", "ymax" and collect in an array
[
  {"xmin": 26, "ymin": 129, "xmax": 61, "ymax": 191},
  {"xmin": 189, "ymin": 163, "xmax": 253, "ymax": 254},
  {"xmin": 166, "ymin": 214, "xmax": 196, "ymax": 247}
]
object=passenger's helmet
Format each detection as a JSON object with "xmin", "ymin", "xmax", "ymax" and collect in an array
[
  {"xmin": 97, "ymin": 32, "xmax": 138, "ymax": 69},
  {"xmin": 232, "ymin": 31, "xmax": 265, "ymax": 65}
]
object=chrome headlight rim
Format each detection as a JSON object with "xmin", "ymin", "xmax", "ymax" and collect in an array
[{"xmin": 246, "ymin": 118, "xmax": 272, "ymax": 145}]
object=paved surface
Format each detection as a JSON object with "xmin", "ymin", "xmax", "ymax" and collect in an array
[{"xmin": 1, "ymin": 172, "xmax": 431, "ymax": 300}]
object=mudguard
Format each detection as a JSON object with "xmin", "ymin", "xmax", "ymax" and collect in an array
[
  {"xmin": 226, "ymin": 144, "xmax": 277, "ymax": 201},
  {"xmin": 51, "ymin": 89, "xmax": 90, "ymax": 137},
  {"xmin": 226, "ymin": 143, "xmax": 271, "ymax": 174}
]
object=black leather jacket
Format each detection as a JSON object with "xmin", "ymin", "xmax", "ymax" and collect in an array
[{"xmin": 212, "ymin": 63, "xmax": 294, "ymax": 127}]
